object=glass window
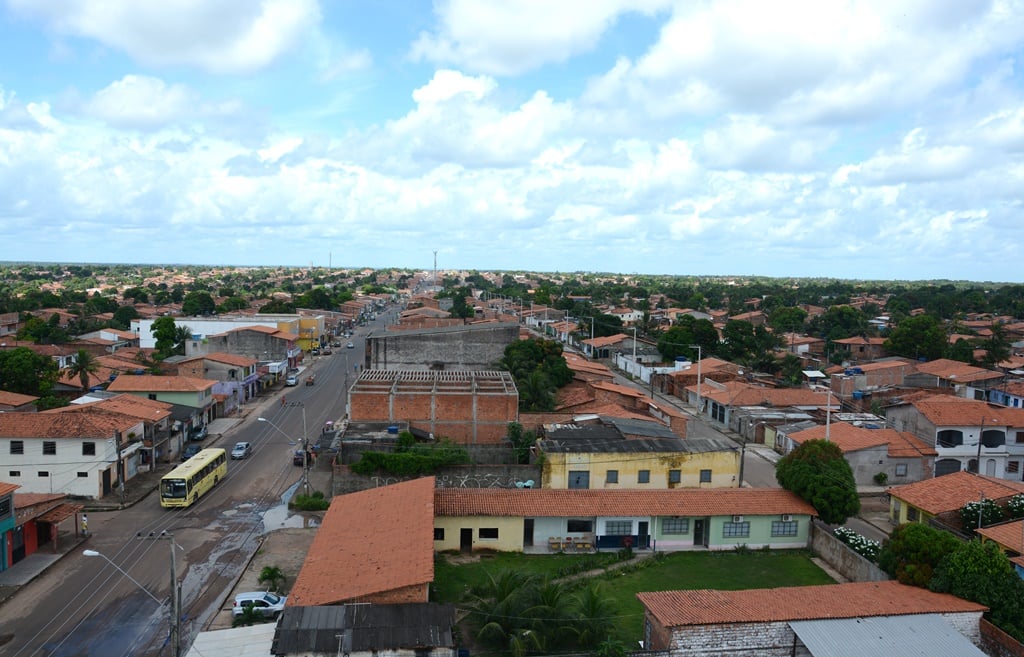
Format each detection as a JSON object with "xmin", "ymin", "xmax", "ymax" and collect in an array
[
  {"xmin": 10, "ymin": 441, "xmax": 23, "ymax": 455},
  {"xmin": 723, "ymin": 521, "xmax": 750, "ymax": 538},
  {"xmin": 668, "ymin": 470, "xmax": 681, "ymax": 484},
  {"xmin": 1008, "ymin": 461, "xmax": 1020, "ymax": 474},
  {"xmin": 663, "ymin": 518, "xmax": 689, "ymax": 534},
  {"xmin": 638, "ymin": 470, "xmax": 650, "ymax": 484},
  {"xmin": 43, "ymin": 441, "xmax": 56, "ymax": 455},
  {"xmin": 771, "ymin": 521, "xmax": 798, "ymax": 536},
  {"xmin": 606, "ymin": 520, "xmax": 632, "ymax": 535},
  {"xmin": 568, "ymin": 471, "xmax": 590, "ymax": 489},
  {"xmin": 895, "ymin": 463, "xmax": 908, "ymax": 476},
  {"xmin": 907, "ymin": 507, "xmax": 919, "ymax": 521},
  {"xmin": 433, "ymin": 528, "xmax": 444, "ymax": 540},
  {"xmin": 567, "ymin": 519, "xmax": 593, "ymax": 533},
  {"xmin": 83, "ymin": 442, "xmax": 96, "ymax": 456},
  {"xmin": 77, "ymin": 472, "xmax": 88, "ymax": 478},
  {"xmin": 8, "ymin": 471, "xmax": 20, "ymax": 477},
  {"xmin": 699, "ymin": 469, "xmax": 712, "ymax": 483},
  {"xmin": 606, "ymin": 470, "xmax": 618, "ymax": 484},
  {"xmin": 38, "ymin": 471, "xmax": 49, "ymax": 478},
  {"xmin": 479, "ymin": 528, "xmax": 499, "ymax": 539}
]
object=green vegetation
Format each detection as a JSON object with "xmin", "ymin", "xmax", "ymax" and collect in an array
[
  {"xmin": 877, "ymin": 523, "xmax": 962, "ymax": 587},
  {"xmin": 257, "ymin": 565, "xmax": 287, "ymax": 591},
  {"xmin": 775, "ymin": 439, "xmax": 860, "ymax": 525},
  {"xmin": 498, "ymin": 338, "xmax": 573, "ymax": 412},
  {"xmin": 351, "ymin": 437, "xmax": 470, "ymax": 476},
  {"xmin": 290, "ymin": 490, "xmax": 329, "ymax": 511},
  {"xmin": 930, "ymin": 540, "xmax": 1024, "ymax": 641},
  {"xmin": 434, "ymin": 550, "xmax": 833, "ymax": 651}
]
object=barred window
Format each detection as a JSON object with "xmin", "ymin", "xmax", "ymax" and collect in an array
[
  {"xmin": 434, "ymin": 528, "xmax": 444, "ymax": 540},
  {"xmin": 83, "ymin": 442, "xmax": 96, "ymax": 456},
  {"xmin": 637, "ymin": 470, "xmax": 650, "ymax": 484},
  {"xmin": 10, "ymin": 441, "xmax": 24, "ymax": 455},
  {"xmin": 605, "ymin": 520, "xmax": 632, "ymax": 535},
  {"xmin": 606, "ymin": 470, "xmax": 618, "ymax": 484},
  {"xmin": 699, "ymin": 469, "xmax": 712, "ymax": 483},
  {"xmin": 771, "ymin": 521, "xmax": 799, "ymax": 537},
  {"xmin": 668, "ymin": 469, "xmax": 681, "ymax": 484},
  {"xmin": 663, "ymin": 518, "xmax": 689, "ymax": 534},
  {"xmin": 479, "ymin": 528, "xmax": 499, "ymax": 539},
  {"xmin": 722, "ymin": 521, "xmax": 750, "ymax": 538},
  {"xmin": 43, "ymin": 441, "xmax": 56, "ymax": 455}
]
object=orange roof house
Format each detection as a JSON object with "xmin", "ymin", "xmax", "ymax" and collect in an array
[
  {"xmin": 977, "ymin": 518, "xmax": 1024, "ymax": 574},
  {"xmin": 287, "ymin": 477, "xmax": 435, "ymax": 607},
  {"xmin": 888, "ymin": 470, "xmax": 1024, "ymax": 527},
  {"xmin": 638, "ymin": 581, "xmax": 986, "ymax": 654}
]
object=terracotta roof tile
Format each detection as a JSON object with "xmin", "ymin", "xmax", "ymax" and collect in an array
[
  {"xmin": 910, "ymin": 396, "xmax": 1024, "ymax": 427},
  {"xmin": 13, "ymin": 492, "xmax": 62, "ymax": 508},
  {"xmin": 914, "ymin": 358, "xmax": 1003, "ymax": 383},
  {"xmin": 434, "ymin": 487, "xmax": 816, "ymax": 518},
  {"xmin": 107, "ymin": 374, "xmax": 216, "ymax": 393},
  {"xmin": 977, "ymin": 518, "xmax": 1024, "ymax": 553},
  {"xmin": 888, "ymin": 471, "xmax": 1024, "ymax": 515},
  {"xmin": 0, "ymin": 391, "xmax": 39, "ymax": 406},
  {"xmin": 0, "ymin": 409, "xmax": 137, "ymax": 438},
  {"xmin": 638, "ymin": 581, "xmax": 985, "ymax": 627},
  {"xmin": 0, "ymin": 482, "xmax": 20, "ymax": 497},
  {"xmin": 789, "ymin": 423, "xmax": 936, "ymax": 457},
  {"xmin": 288, "ymin": 477, "xmax": 435, "ymax": 607}
]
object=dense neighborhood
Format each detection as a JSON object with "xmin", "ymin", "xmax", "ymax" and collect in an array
[{"xmin": 2, "ymin": 264, "xmax": 1024, "ymax": 656}]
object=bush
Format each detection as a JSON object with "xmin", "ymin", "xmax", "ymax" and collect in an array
[
  {"xmin": 1006, "ymin": 494, "xmax": 1024, "ymax": 519},
  {"xmin": 292, "ymin": 491, "xmax": 329, "ymax": 510},
  {"xmin": 877, "ymin": 523, "xmax": 962, "ymax": 587},
  {"xmin": 351, "ymin": 440, "xmax": 470, "ymax": 476},
  {"xmin": 832, "ymin": 527, "xmax": 880, "ymax": 562},
  {"xmin": 960, "ymin": 498, "xmax": 1005, "ymax": 532},
  {"xmin": 873, "ymin": 472, "xmax": 888, "ymax": 486}
]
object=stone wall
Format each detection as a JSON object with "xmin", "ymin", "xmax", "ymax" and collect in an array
[{"xmin": 809, "ymin": 519, "xmax": 889, "ymax": 583}]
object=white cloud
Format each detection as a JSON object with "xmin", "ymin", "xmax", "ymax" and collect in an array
[
  {"xmin": 410, "ymin": 0, "xmax": 670, "ymax": 75},
  {"xmin": 8, "ymin": 0, "xmax": 320, "ymax": 73}
]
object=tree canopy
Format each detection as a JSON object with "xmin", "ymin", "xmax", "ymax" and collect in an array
[
  {"xmin": 775, "ymin": 439, "xmax": 860, "ymax": 524},
  {"xmin": 876, "ymin": 522, "xmax": 962, "ymax": 587},
  {"xmin": 499, "ymin": 338, "xmax": 573, "ymax": 412},
  {"xmin": 883, "ymin": 315, "xmax": 947, "ymax": 361},
  {"xmin": 930, "ymin": 540, "xmax": 1024, "ymax": 641},
  {"xmin": 0, "ymin": 346, "xmax": 59, "ymax": 397}
]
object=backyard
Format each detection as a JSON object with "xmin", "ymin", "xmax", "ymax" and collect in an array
[{"xmin": 433, "ymin": 549, "xmax": 836, "ymax": 654}]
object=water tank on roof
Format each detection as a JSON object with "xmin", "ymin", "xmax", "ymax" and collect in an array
[
  {"xmin": 845, "ymin": 367, "xmax": 863, "ymax": 375},
  {"xmin": 852, "ymin": 391, "xmax": 864, "ymax": 400},
  {"xmin": 387, "ymin": 425, "xmax": 399, "ymax": 434}
]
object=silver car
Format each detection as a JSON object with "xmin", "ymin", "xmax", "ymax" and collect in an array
[
  {"xmin": 231, "ymin": 442, "xmax": 252, "ymax": 459},
  {"xmin": 232, "ymin": 591, "xmax": 286, "ymax": 618}
]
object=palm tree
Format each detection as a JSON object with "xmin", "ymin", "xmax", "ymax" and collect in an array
[
  {"xmin": 67, "ymin": 349, "xmax": 99, "ymax": 393},
  {"xmin": 569, "ymin": 582, "xmax": 620, "ymax": 649},
  {"xmin": 173, "ymin": 324, "xmax": 193, "ymax": 356},
  {"xmin": 258, "ymin": 565, "xmax": 286, "ymax": 591}
]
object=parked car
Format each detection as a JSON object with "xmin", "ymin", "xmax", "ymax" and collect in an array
[
  {"xmin": 293, "ymin": 449, "xmax": 307, "ymax": 466},
  {"xmin": 231, "ymin": 442, "xmax": 252, "ymax": 459},
  {"xmin": 190, "ymin": 425, "xmax": 208, "ymax": 442},
  {"xmin": 322, "ymin": 347, "xmax": 332, "ymax": 355},
  {"xmin": 346, "ymin": 342, "xmax": 355, "ymax": 349},
  {"xmin": 232, "ymin": 591, "xmax": 286, "ymax": 619},
  {"xmin": 182, "ymin": 444, "xmax": 202, "ymax": 461},
  {"xmin": 285, "ymin": 375, "xmax": 298, "ymax": 386}
]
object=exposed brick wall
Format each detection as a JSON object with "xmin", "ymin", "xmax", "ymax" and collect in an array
[
  {"xmin": 366, "ymin": 323, "xmax": 519, "ymax": 370},
  {"xmin": 363, "ymin": 582, "xmax": 429, "ymax": 605}
]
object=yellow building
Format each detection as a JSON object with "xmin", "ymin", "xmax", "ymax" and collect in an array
[{"xmin": 539, "ymin": 422, "xmax": 740, "ymax": 489}]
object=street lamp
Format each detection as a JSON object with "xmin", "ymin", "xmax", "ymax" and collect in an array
[
  {"xmin": 259, "ymin": 409, "xmax": 310, "ymax": 495},
  {"xmin": 84, "ymin": 543, "xmax": 180, "ymax": 657}
]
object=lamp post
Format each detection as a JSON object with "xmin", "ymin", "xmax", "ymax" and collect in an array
[
  {"xmin": 84, "ymin": 538, "xmax": 180, "ymax": 657},
  {"xmin": 689, "ymin": 345, "xmax": 702, "ymax": 416},
  {"xmin": 259, "ymin": 408, "xmax": 310, "ymax": 495}
]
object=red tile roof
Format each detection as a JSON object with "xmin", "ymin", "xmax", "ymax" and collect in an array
[
  {"xmin": 107, "ymin": 374, "xmax": 215, "ymax": 393},
  {"xmin": 638, "ymin": 581, "xmax": 985, "ymax": 627},
  {"xmin": 202, "ymin": 352, "xmax": 258, "ymax": 367},
  {"xmin": 0, "ymin": 391, "xmax": 39, "ymax": 406},
  {"xmin": 977, "ymin": 518, "xmax": 1024, "ymax": 553},
  {"xmin": 50, "ymin": 394, "xmax": 173, "ymax": 423},
  {"xmin": 0, "ymin": 410, "xmax": 138, "ymax": 438},
  {"xmin": 287, "ymin": 477, "xmax": 435, "ymax": 607},
  {"xmin": 0, "ymin": 482, "xmax": 20, "ymax": 497},
  {"xmin": 888, "ymin": 471, "xmax": 1024, "ymax": 515},
  {"xmin": 788, "ymin": 423, "xmax": 936, "ymax": 457},
  {"xmin": 910, "ymin": 396, "xmax": 1024, "ymax": 427},
  {"xmin": 434, "ymin": 487, "xmax": 816, "ymax": 518},
  {"xmin": 914, "ymin": 358, "xmax": 1003, "ymax": 383}
]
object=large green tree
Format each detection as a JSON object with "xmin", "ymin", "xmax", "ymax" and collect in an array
[
  {"xmin": 181, "ymin": 291, "xmax": 216, "ymax": 316},
  {"xmin": 499, "ymin": 338, "xmax": 572, "ymax": 412},
  {"xmin": 876, "ymin": 522, "xmax": 962, "ymax": 587},
  {"xmin": 151, "ymin": 316, "xmax": 178, "ymax": 356},
  {"xmin": 0, "ymin": 347, "xmax": 59, "ymax": 396},
  {"xmin": 775, "ymin": 439, "xmax": 860, "ymax": 524},
  {"xmin": 883, "ymin": 315, "xmax": 946, "ymax": 361},
  {"xmin": 930, "ymin": 540, "xmax": 1024, "ymax": 641}
]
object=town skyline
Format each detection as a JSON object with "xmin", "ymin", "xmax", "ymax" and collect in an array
[{"xmin": 2, "ymin": 2, "xmax": 1023, "ymax": 280}]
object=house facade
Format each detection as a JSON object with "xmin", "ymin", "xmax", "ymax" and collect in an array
[
  {"xmin": 105, "ymin": 374, "xmax": 217, "ymax": 438},
  {"xmin": 885, "ymin": 395, "xmax": 1024, "ymax": 479},
  {"xmin": 432, "ymin": 487, "xmax": 816, "ymax": 553},
  {"xmin": 887, "ymin": 470, "xmax": 1024, "ymax": 526}
]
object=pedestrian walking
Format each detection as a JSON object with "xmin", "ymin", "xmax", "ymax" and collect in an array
[{"xmin": 81, "ymin": 513, "xmax": 88, "ymax": 537}]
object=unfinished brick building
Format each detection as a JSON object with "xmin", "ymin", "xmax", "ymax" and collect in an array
[{"xmin": 348, "ymin": 370, "xmax": 519, "ymax": 444}]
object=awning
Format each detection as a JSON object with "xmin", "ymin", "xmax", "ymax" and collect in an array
[{"xmin": 37, "ymin": 503, "xmax": 84, "ymax": 524}]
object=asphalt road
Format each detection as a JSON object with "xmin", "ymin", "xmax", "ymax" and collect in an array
[{"xmin": 0, "ymin": 314, "xmax": 384, "ymax": 657}]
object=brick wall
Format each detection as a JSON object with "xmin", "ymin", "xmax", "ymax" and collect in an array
[{"xmin": 366, "ymin": 323, "xmax": 519, "ymax": 370}]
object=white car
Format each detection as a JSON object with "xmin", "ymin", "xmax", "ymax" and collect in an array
[
  {"xmin": 232, "ymin": 591, "xmax": 286, "ymax": 618},
  {"xmin": 346, "ymin": 342, "xmax": 354, "ymax": 349},
  {"xmin": 285, "ymin": 375, "xmax": 298, "ymax": 386},
  {"xmin": 231, "ymin": 442, "xmax": 252, "ymax": 459}
]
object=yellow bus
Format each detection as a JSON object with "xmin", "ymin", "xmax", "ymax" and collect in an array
[{"xmin": 160, "ymin": 448, "xmax": 228, "ymax": 508}]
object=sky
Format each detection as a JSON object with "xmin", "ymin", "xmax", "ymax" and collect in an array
[{"xmin": 1, "ymin": 1, "xmax": 1023, "ymax": 282}]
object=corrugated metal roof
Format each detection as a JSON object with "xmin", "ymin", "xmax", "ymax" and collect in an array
[
  {"xmin": 271, "ymin": 603, "xmax": 455, "ymax": 654},
  {"xmin": 789, "ymin": 614, "xmax": 986, "ymax": 657},
  {"xmin": 184, "ymin": 623, "xmax": 276, "ymax": 657}
]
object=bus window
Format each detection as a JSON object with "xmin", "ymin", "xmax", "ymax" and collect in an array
[{"xmin": 162, "ymin": 479, "xmax": 188, "ymax": 499}]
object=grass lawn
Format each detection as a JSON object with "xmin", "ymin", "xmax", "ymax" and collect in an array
[{"xmin": 434, "ymin": 549, "xmax": 836, "ymax": 646}]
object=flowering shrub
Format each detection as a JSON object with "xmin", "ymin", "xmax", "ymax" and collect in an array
[
  {"xmin": 1006, "ymin": 494, "xmax": 1024, "ymax": 519},
  {"xmin": 833, "ymin": 526, "xmax": 880, "ymax": 562},
  {"xmin": 960, "ymin": 498, "xmax": 1005, "ymax": 531}
]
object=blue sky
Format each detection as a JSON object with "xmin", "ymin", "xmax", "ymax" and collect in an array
[{"xmin": 1, "ymin": 0, "xmax": 1023, "ymax": 282}]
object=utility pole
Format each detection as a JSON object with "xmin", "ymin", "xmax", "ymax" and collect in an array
[{"xmin": 137, "ymin": 531, "xmax": 180, "ymax": 657}]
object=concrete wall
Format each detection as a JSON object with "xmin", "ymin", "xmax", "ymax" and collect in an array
[
  {"xmin": 809, "ymin": 519, "xmax": 889, "ymax": 583},
  {"xmin": 365, "ymin": 323, "xmax": 519, "ymax": 371},
  {"xmin": 332, "ymin": 463, "xmax": 541, "ymax": 495}
]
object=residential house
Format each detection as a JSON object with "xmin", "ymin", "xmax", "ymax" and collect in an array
[
  {"xmin": 887, "ymin": 470, "xmax": 1024, "ymax": 527},
  {"xmin": 905, "ymin": 358, "xmax": 1005, "ymax": 400},
  {"xmin": 728, "ymin": 310, "xmax": 766, "ymax": 326},
  {"xmin": 729, "ymin": 407, "xmax": 814, "ymax": 446},
  {"xmin": 433, "ymin": 486, "xmax": 816, "ymax": 552},
  {"xmin": 690, "ymin": 381, "xmax": 837, "ymax": 428},
  {"xmin": 6, "ymin": 491, "xmax": 81, "ymax": 572},
  {"xmin": 580, "ymin": 333, "xmax": 630, "ymax": 359},
  {"xmin": 106, "ymin": 374, "xmax": 217, "ymax": 444},
  {"xmin": 608, "ymin": 307, "xmax": 644, "ymax": 326},
  {"xmin": 165, "ymin": 352, "xmax": 259, "ymax": 413},
  {"xmin": 539, "ymin": 421, "xmax": 737, "ymax": 489},
  {"xmin": 781, "ymin": 421, "xmax": 936, "ymax": 486},
  {"xmin": 61, "ymin": 394, "xmax": 175, "ymax": 466},
  {"xmin": 661, "ymin": 357, "xmax": 741, "ymax": 401},
  {"xmin": 989, "ymin": 378, "xmax": 1024, "ymax": 410},
  {"xmin": 977, "ymin": 518, "xmax": 1024, "ymax": 579},
  {"xmin": 885, "ymin": 395, "xmax": 1024, "ymax": 479},
  {"xmin": 832, "ymin": 336, "xmax": 889, "ymax": 362},
  {"xmin": 0, "ymin": 482, "xmax": 16, "ymax": 571},
  {"xmin": 0, "ymin": 311, "xmax": 18, "ymax": 338},
  {"xmin": 0, "ymin": 410, "xmax": 142, "ymax": 499},
  {"xmin": 0, "ymin": 391, "xmax": 38, "ymax": 413},
  {"xmin": 828, "ymin": 358, "xmax": 918, "ymax": 403},
  {"xmin": 637, "ymin": 581, "xmax": 987, "ymax": 656},
  {"xmin": 287, "ymin": 477, "xmax": 435, "ymax": 607},
  {"xmin": 194, "ymin": 325, "xmax": 299, "ymax": 377}
]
